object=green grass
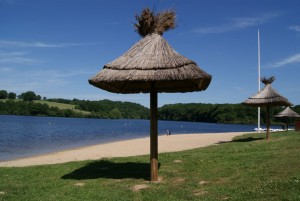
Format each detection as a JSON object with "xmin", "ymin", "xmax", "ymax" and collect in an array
[
  {"xmin": 0, "ymin": 99, "xmax": 90, "ymax": 115},
  {"xmin": 0, "ymin": 131, "xmax": 299, "ymax": 201},
  {"xmin": 33, "ymin": 100, "xmax": 91, "ymax": 115}
]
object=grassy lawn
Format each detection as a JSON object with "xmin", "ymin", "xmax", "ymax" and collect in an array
[
  {"xmin": 0, "ymin": 99, "xmax": 90, "ymax": 115},
  {"xmin": 0, "ymin": 131, "xmax": 299, "ymax": 201},
  {"xmin": 33, "ymin": 100, "xmax": 91, "ymax": 115}
]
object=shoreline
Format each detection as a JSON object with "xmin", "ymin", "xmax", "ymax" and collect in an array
[{"xmin": 0, "ymin": 132, "xmax": 251, "ymax": 167}]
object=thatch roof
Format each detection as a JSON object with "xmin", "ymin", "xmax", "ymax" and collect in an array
[
  {"xmin": 275, "ymin": 107, "xmax": 300, "ymax": 118},
  {"xmin": 89, "ymin": 7, "xmax": 212, "ymax": 182},
  {"xmin": 89, "ymin": 33, "xmax": 212, "ymax": 93},
  {"xmin": 134, "ymin": 8, "xmax": 176, "ymax": 37},
  {"xmin": 242, "ymin": 76, "xmax": 292, "ymax": 107}
]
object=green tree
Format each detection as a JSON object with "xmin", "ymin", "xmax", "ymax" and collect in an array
[
  {"xmin": 22, "ymin": 91, "xmax": 37, "ymax": 101},
  {"xmin": 0, "ymin": 90, "xmax": 8, "ymax": 99},
  {"xmin": 7, "ymin": 92, "xmax": 17, "ymax": 99},
  {"xmin": 0, "ymin": 101, "xmax": 5, "ymax": 113},
  {"xmin": 109, "ymin": 108, "xmax": 122, "ymax": 119}
]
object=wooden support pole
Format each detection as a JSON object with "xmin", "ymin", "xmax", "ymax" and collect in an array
[
  {"xmin": 150, "ymin": 83, "xmax": 158, "ymax": 181},
  {"xmin": 266, "ymin": 106, "xmax": 270, "ymax": 140}
]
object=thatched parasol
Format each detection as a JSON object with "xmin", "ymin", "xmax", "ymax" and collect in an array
[
  {"xmin": 89, "ymin": 8, "xmax": 212, "ymax": 181},
  {"xmin": 275, "ymin": 107, "xmax": 300, "ymax": 130},
  {"xmin": 242, "ymin": 76, "xmax": 292, "ymax": 139},
  {"xmin": 275, "ymin": 107, "xmax": 300, "ymax": 118}
]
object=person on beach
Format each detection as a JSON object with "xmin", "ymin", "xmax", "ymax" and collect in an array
[{"xmin": 167, "ymin": 130, "xmax": 171, "ymax": 135}]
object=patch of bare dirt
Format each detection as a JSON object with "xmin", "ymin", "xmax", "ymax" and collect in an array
[
  {"xmin": 74, "ymin": 182, "xmax": 85, "ymax": 187},
  {"xmin": 199, "ymin": 180, "xmax": 210, "ymax": 185},
  {"xmin": 132, "ymin": 184, "xmax": 149, "ymax": 192},
  {"xmin": 193, "ymin": 189, "xmax": 207, "ymax": 196},
  {"xmin": 174, "ymin": 177, "xmax": 185, "ymax": 183}
]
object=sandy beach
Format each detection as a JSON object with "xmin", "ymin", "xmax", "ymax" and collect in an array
[{"xmin": 0, "ymin": 132, "xmax": 249, "ymax": 167}]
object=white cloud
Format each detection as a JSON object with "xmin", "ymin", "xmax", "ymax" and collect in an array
[
  {"xmin": 0, "ymin": 51, "xmax": 38, "ymax": 64},
  {"xmin": 266, "ymin": 53, "xmax": 300, "ymax": 68},
  {"xmin": 12, "ymin": 69, "xmax": 89, "ymax": 80},
  {"xmin": 194, "ymin": 12, "xmax": 281, "ymax": 34},
  {"xmin": 0, "ymin": 51, "xmax": 24, "ymax": 56},
  {"xmin": 0, "ymin": 68, "xmax": 91, "ymax": 96},
  {"xmin": 0, "ymin": 40, "xmax": 81, "ymax": 48},
  {"xmin": 0, "ymin": 57, "xmax": 37, "ymax": 64},
  {"xmin": 288, "ymin": 25, "xmax": 300, "ymax": 32},
  {"xmin": 0, "ymin": 67, "xmax": 12, "ymax": 73}
]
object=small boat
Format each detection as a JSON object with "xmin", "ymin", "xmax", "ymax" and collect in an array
[
  {"xmin": 254, "ymin": 128, "xmax": 292, "ymax": 132},
  {"xmin": 254, "ymin": 127, "xmax": 265, "ymax": 131}
]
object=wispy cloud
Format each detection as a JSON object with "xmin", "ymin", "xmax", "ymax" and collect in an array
[
  {"xmin": 9, "ymin": 68, "xmax": 89, "ymax": 80},
  {"xmin": 0, "ymin": 51, "xmax": 38, "ymax": 64},
  {"xmin": 0, "ymin": 67, "xmax": 91, "ymax": 95},
  {"xmin": 0, "ymin": 40, "xmax": 82, "ymax": 48},
  {"xmin": 266, "ymin": 53, "xmax": 300, "ymax": 68},
  {"xmin": 194, "ymin": 12, "xmax": 281, "ymax": 34},
  {"xmin": 0, "ymin": 67, "xmax": 12, "ymax": 73},
  {"xmin": 288, "ymin": 25, "xmax": 300, "ymax": 32},
  {"xmin": 32, "ymin": 69, "xmax": 90, "ymax": 79}
]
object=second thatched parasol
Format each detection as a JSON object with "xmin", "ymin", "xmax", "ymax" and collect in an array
[
  {"xmin": 275, "ymin": 107, "xmax": 300, "ymax": 130},
  {"xmin": 89, "ymin": 8, "xmax": 212, "ymax": 181},
  {"xmin": 242, "ymin": 76, "xmax": 292, "ymax": 140},
  {"xmin": 275, "ymin": 107, "xmax": 300, "ymax": 118}
]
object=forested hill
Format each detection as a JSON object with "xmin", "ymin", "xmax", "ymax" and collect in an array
[
  {"xmin": 158, "ymin": 103, "xmax": 300, "ymax": 125},
  {"xmin": 1, "ymin": 99, "xmax": 299, "ymax": 124},
  {"xmin": 48, "ymin": 98, "xmax": 149, "ymax": 119},
  {"xmin": 0, "ymin": 99, "xmax": 149, "ymax": 119},
  {"xmin": 1, "ymin": 90, "xmax": 299, "ymax": 124}
]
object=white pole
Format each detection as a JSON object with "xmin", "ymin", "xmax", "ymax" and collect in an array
[{"xmin": 258, "ymin": 30, "xmax": 261, "ymax": 133}]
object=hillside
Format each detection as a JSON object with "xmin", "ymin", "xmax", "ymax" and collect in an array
[
  {"xmin": 0, "ymin": 99, "xmax": 149, "ymax": 119},
  {"xmin": 1, "ymin": 98, "xmax": 299, "ymax": 125},
  {"xmin": 159, "ymin": 103, "xmax": 300, "ymax": 125},
  {"xmin": 33, "ymin": 100, "xmax": 91, "ymax": 115}
]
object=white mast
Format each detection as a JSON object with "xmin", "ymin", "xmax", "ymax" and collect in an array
[{"xmin": 258, "ymin": 30, "xmax": 261, "ymax": 133}]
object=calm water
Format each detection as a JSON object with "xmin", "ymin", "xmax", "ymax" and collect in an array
[{"xmin": 0, "ymin": 115, "xmax": 278, "ymax": 161}]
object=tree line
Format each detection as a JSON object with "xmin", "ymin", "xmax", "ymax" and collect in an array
[
  {"xmin": 158, "ymin": 103, "xmax": 300, "ymax": 125},
  {"xmin": 47, "ymin": 98, "xmax": 150, "ymax": 119},
  {"xmin": 0, "ymin": 90, "xmax": 150, "ymax": 119},
  {"xmin": 1, "ymin": 90, "xmax": 299, "ymax": 124},
  {"xmin": 0, "ymin": 100, "xmax": 84, "ymax": 118},
  {"xmin": 0, "ymin": 90, "xmax": 45, "ymax": 101},
  {"xmin": 0, "ymin": 99, "xmax": 150, "ymax": 119}
]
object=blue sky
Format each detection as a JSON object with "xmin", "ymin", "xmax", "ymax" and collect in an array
[{"xmin": 1, "ymin": 0, "xmax": 299, "ymax": 107}]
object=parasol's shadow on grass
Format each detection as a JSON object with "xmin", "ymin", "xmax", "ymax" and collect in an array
[
  {"xmin": 231, "ymin": 137, "xmax": 265, "ymax": 142},
  {"xmin": 216, "ymin": 137, "xmax": 264, "ymax": 145},
  {"xmin": 61, "ymin": 160, "xmax": 160, "ymax": 180}
]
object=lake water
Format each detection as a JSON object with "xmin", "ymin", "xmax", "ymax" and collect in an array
[{"xmin": 0, "ymin": 115, "xmax": 280, "ymax": 161}]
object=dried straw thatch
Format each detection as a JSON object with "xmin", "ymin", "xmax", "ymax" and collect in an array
[
  {"xmin": 89, "ymin": 33, "xmax": 211, "ymax": 93},
  {"xmin": 89, "ymin": 8, "xmax": 211, "ymax": 94},
  {"xmin": 134, "ymin": 8, "xmax": 176, "ymax": 37},
  {"xmin": 242, "ymin": 76, "xmax": 292, "ymax": 140},
  {"xmin": 88, "ymin": 8, "xmax": 212, "ymax": 181},
  {"xmin": 275, "ymin": 107, "xmax": 300, "ymax": 131},
  {"xmin": 275, "ymin": 107, "xmax": 300, "ymax": 118},
  {"xmin": 242, "ymin": 76, "xmax": 292, "ymax": 107}
]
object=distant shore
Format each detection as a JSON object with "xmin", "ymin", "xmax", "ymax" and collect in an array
[{"xmin": 0, "ymin": 132, "xmax": 251, "ymax": 167}]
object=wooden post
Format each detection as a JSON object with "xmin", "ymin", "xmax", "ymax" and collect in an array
[
  {"xmin": 266, "ymin": 106, "xmax": 270, "ymax": 140},
  {"xmin": 295, "ymin": 119, "xmax": 300, "ymax": 131},
  {"xmin": 150, "ymin": 83, "xmax": 158, "ymax": 181}
]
